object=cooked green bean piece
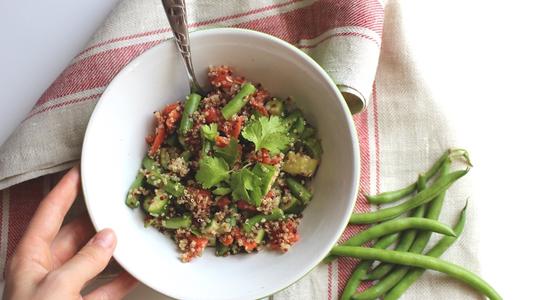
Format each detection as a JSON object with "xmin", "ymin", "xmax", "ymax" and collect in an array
[
  {"xmin": 162, "ymin": 215, "xmax": 192, "ymax": 229},
  {"xmin": 126, "ymin": 171, "xmax": 144, "ymax": 208},
  {"xmin": 243, "ymin": 208, "xmax": 284, "ymax": 232},
  {"xmin": 385, "ymin": 204, "xmax": 467, "ymax": 300},
  {"xmin": 180, "ymin": 150, "xmax": 192, "ymax": 161},
  {"xmin": 286, "ymin": 177, "xmax": 312, "ymax": 204},
  {"xmin": 330, "ymin": 244, "xmax": 501, "ymax": 300},
  {"xmin": 365, "ymin": 149, "xmax": 470, "ymax": 204},
  {"xmin": 365, "ymin": 174, "xmax": 428, "ymax": 280},
  {"xmin": 301, "ymin": 126, "xmax": 316, "ymax": 139},
  {"xmin": 143, "ymin": 155, "xmax": 159, "ymax": 170},
  {"xmin": 303, "ymin": 138, "xmax": 322, "ymax": 160},
  {"xmin": 221, "ymin": 83, "xmax": 256, "ymax": 120},
  {"xmin": 324, "ymin": 217, "xmax": 455, "ymax": 263},
  {"xmin": 178, "ymin": 93, "xmax": 202, "ymax": 136},
  {"xmin": 349, "ymin": 169, "xmax": 468, "ymax": 224},
  {"xmin": 341, "ymin": 233, "xmax": 399, "ymax": 300}
]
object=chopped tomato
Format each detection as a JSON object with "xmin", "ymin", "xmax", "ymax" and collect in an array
[
  {"xmin": 220, "ymin": 234, "xmax": 234, "ymax": 246},
  {"xmin": 230, "ymin": 116, "xmax": 244, "ymax": 139},
  {"xmin": 215, "ymin": 136, "xmax": 230, "ymax": 147},
  {"xmin": 145, "ymin": 134, "xmax": 155, "ymax": 145},
  {"xmin": 165, "ymin": 109, "xmax": 181, "ymax": 133},
  {"xmin": 237, "ymin": 200, "xmax": 257, "ymax": 212},
  {"xmin": 249, "ymin": 90, "xmax": 269, "ymax": 116},
  {"xmin": 162, "ymin": 102, "xmax": 179, "ymax": 115},
  {"xmin": 256, "ymin": 148, "xmax": 282, "ymax": 165},
  {"xmin": 216, "ymin": 197, "xmax": 231, "ymax": 209},
  {"xmin": 204, "ymin": 107, "xmax": 220, "ymax": 123},
  {"xmin": 148, "ymin": 125, "xmax": 166, "ymax": 156},
  {"xmin": 240, "ymin": 237, "xmax": 258, "ymax": 252}
]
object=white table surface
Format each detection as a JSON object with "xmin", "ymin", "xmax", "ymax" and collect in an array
[
  {"xmin": 0, "ymin": 0, "xmax": 121, "ymax": 147},
  {"xmin": 1, "ymin": 0, "xmax": 539, "ymax": 299}
]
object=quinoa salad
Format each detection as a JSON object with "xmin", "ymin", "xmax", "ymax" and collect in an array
[{"xmin": 125, "ymin": 66, "xmax": 322, "ymax": 262}]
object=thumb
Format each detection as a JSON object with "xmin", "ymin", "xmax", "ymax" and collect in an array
[{"xmin": 46, "ymin": 228, "xmax": 117, "ymax": 292}]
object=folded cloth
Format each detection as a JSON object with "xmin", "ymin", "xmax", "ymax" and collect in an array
[
  {"xmin": 0, "ymin": 0, "xmax": 383, "ymax": 190},
  {"xmin": 0, "ymin": 0, "xmax": 480, "ymax": 299}
]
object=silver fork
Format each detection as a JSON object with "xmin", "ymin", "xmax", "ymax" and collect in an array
[{"xmin": 161, "ymin": 0, "xmax": 203, "ymax": 94}]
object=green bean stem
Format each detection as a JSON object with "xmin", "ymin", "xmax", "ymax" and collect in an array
[
  {"xmin": 330, "ymin": 245, "xmax": 501, "ymax": 300},
  {"xmin": 365, "ymin": 149, "xmax": 470, "ymax": 204},
  {"xmin": 178, "ymin": 93, "xmax": 202, "ymax": 136},
  {"xmin": 350, "ymin": 169, "xmax": 469, "ymax": 224},
  {"xmin": 384, "ymin": 203, "xmax": 468, "ymax": 300},
  {"xmin": 324, "ymin": 217, "xmax": 455, "ymax": 263},
  {"xmin": 221, "ymin": 83, "xmax": 257, "ymax": 120},
  {"xmin": 341, "ymin": 234, "xmax": 399, "ymax": 300}
]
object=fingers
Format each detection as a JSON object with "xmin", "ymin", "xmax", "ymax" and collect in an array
[
  {"xmin": 84, "ymin": 272, "xmax": 139, "ymax": 300},
  {"xmin": 45, "ymin": 228, "xmax": 117, "ymax": 292},
  {"xmin": 50, "ymin": 215, "xmax": 95, "ymax": 268},
  {"xmin": 20, "ymin": 166, "xmax": 81, "ymax": 249}
]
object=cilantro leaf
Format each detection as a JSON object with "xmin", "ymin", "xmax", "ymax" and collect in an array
[
  {"xmin": 230, "ymin": 168, "xmax": 264, "ymax": 206},
  {"xmin": 195, "ymin": 156, "xmax": 230, "ymax": 189},
  {"xmin": 200, "ymin": 123, "xmax": 218, "ymax": 141},
  {"xmin": 214, "ymin": 138, "xmax": 240, "ymax": 166},
  {"xmin": 241, "ymin": 115, "xmax": 291, "ymax": 155}
]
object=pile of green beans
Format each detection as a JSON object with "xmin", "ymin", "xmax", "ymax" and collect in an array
[{"xmin": 327, "ymin": 149, "xmax": 501, "ymax": 300}]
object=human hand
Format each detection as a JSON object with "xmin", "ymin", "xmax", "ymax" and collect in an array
[{"xmin": 3, "ymin": 166, "xmax": 138, "ymax": 300}]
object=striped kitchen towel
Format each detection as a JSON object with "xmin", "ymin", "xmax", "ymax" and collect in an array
[{"xmin": 0, "ymin": 0, "xmax": 479, "ymax": 299}]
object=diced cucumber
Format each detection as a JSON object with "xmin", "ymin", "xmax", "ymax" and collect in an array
[
  {"xmin": 207, "ymin": 236, "xmax": 216, "ymax": 247},
  {"xmin": 283, "ymin": 152, "xmax": 319, "ymax": 177},
  {"xmin": 143, "ymin": 190, "xmax": 169, "ymax": 217},
  {"xmin": 162, "ymin": 215, "xmax": 192, "ymax": 229},
  {"xmin": 265, "ymin": 98, "xmax": 284, "ymax": 116},
  {"xmin": 252, "ymin": 163, "xmax": 279, "ymax": 195},
  {"xmin": 160, "ymin": 148, "xmax": 171, "ymax": 166},
  {"xmin": 203, "ymin": 219, "xmax": 220, "ymax": 234},
  {"xmin": 254, "ymin": 229, "xmax": 265, "ymax": 244}
]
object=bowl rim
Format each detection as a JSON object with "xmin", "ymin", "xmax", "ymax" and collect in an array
[{"xmin": 81, "ymin": 27, "xmax": 360, "ymax": 299}]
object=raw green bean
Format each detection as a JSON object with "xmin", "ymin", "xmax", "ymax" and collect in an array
[
  {"xmin": 350, "ymin": 169, "xmax": 469, "ymax": 224},
  {"xmin": 178, "ymin": 93, "xmax": 202, "ymax": 136},
  {"xmin": 364, "ymin": 174, "xmax": 428, "ymax": 280},
  {"xmin": 330, "ymin": 245, "xmax": 501, "ymax": 300},
  {"xmin": 221, "ymin": 83, "xmax": 256, "ymax": 120},
  {"xmin": 243, "ymin": 208, "xmax": 284, "ymax": 232},
  {"xmin": 286, "ymin": 177, "xmax": 312, "ymax": 204},
  {"xmin": 385, "ymin": 204, "xmax": 467, "ymax": 300},
  {"xmin": 368, "ymin": 159, "xmax": 452, "ymax": 280},
  {"xmin": 365, "ymin": 149, "xmax": 470, "ymax": 204},
  {"xmin": 324, "ymin": 217, "xmax": 455, "ymax": 263},
  {"xmin": 341, "ymin": 234, "xmax": 399, "ymax": 300},
  {"xmin": 408, "ymin": 158, "xmax": 452, "ymax": 252}
]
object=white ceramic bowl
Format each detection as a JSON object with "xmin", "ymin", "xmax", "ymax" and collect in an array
[{"xmin": 82, "ymin": 28, "xmax": 359, "ymax": 300}]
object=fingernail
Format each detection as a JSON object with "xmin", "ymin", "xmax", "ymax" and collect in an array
[{"xmin": 92, "ymin": 229, "xmax": 116, "ymax": 249}]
